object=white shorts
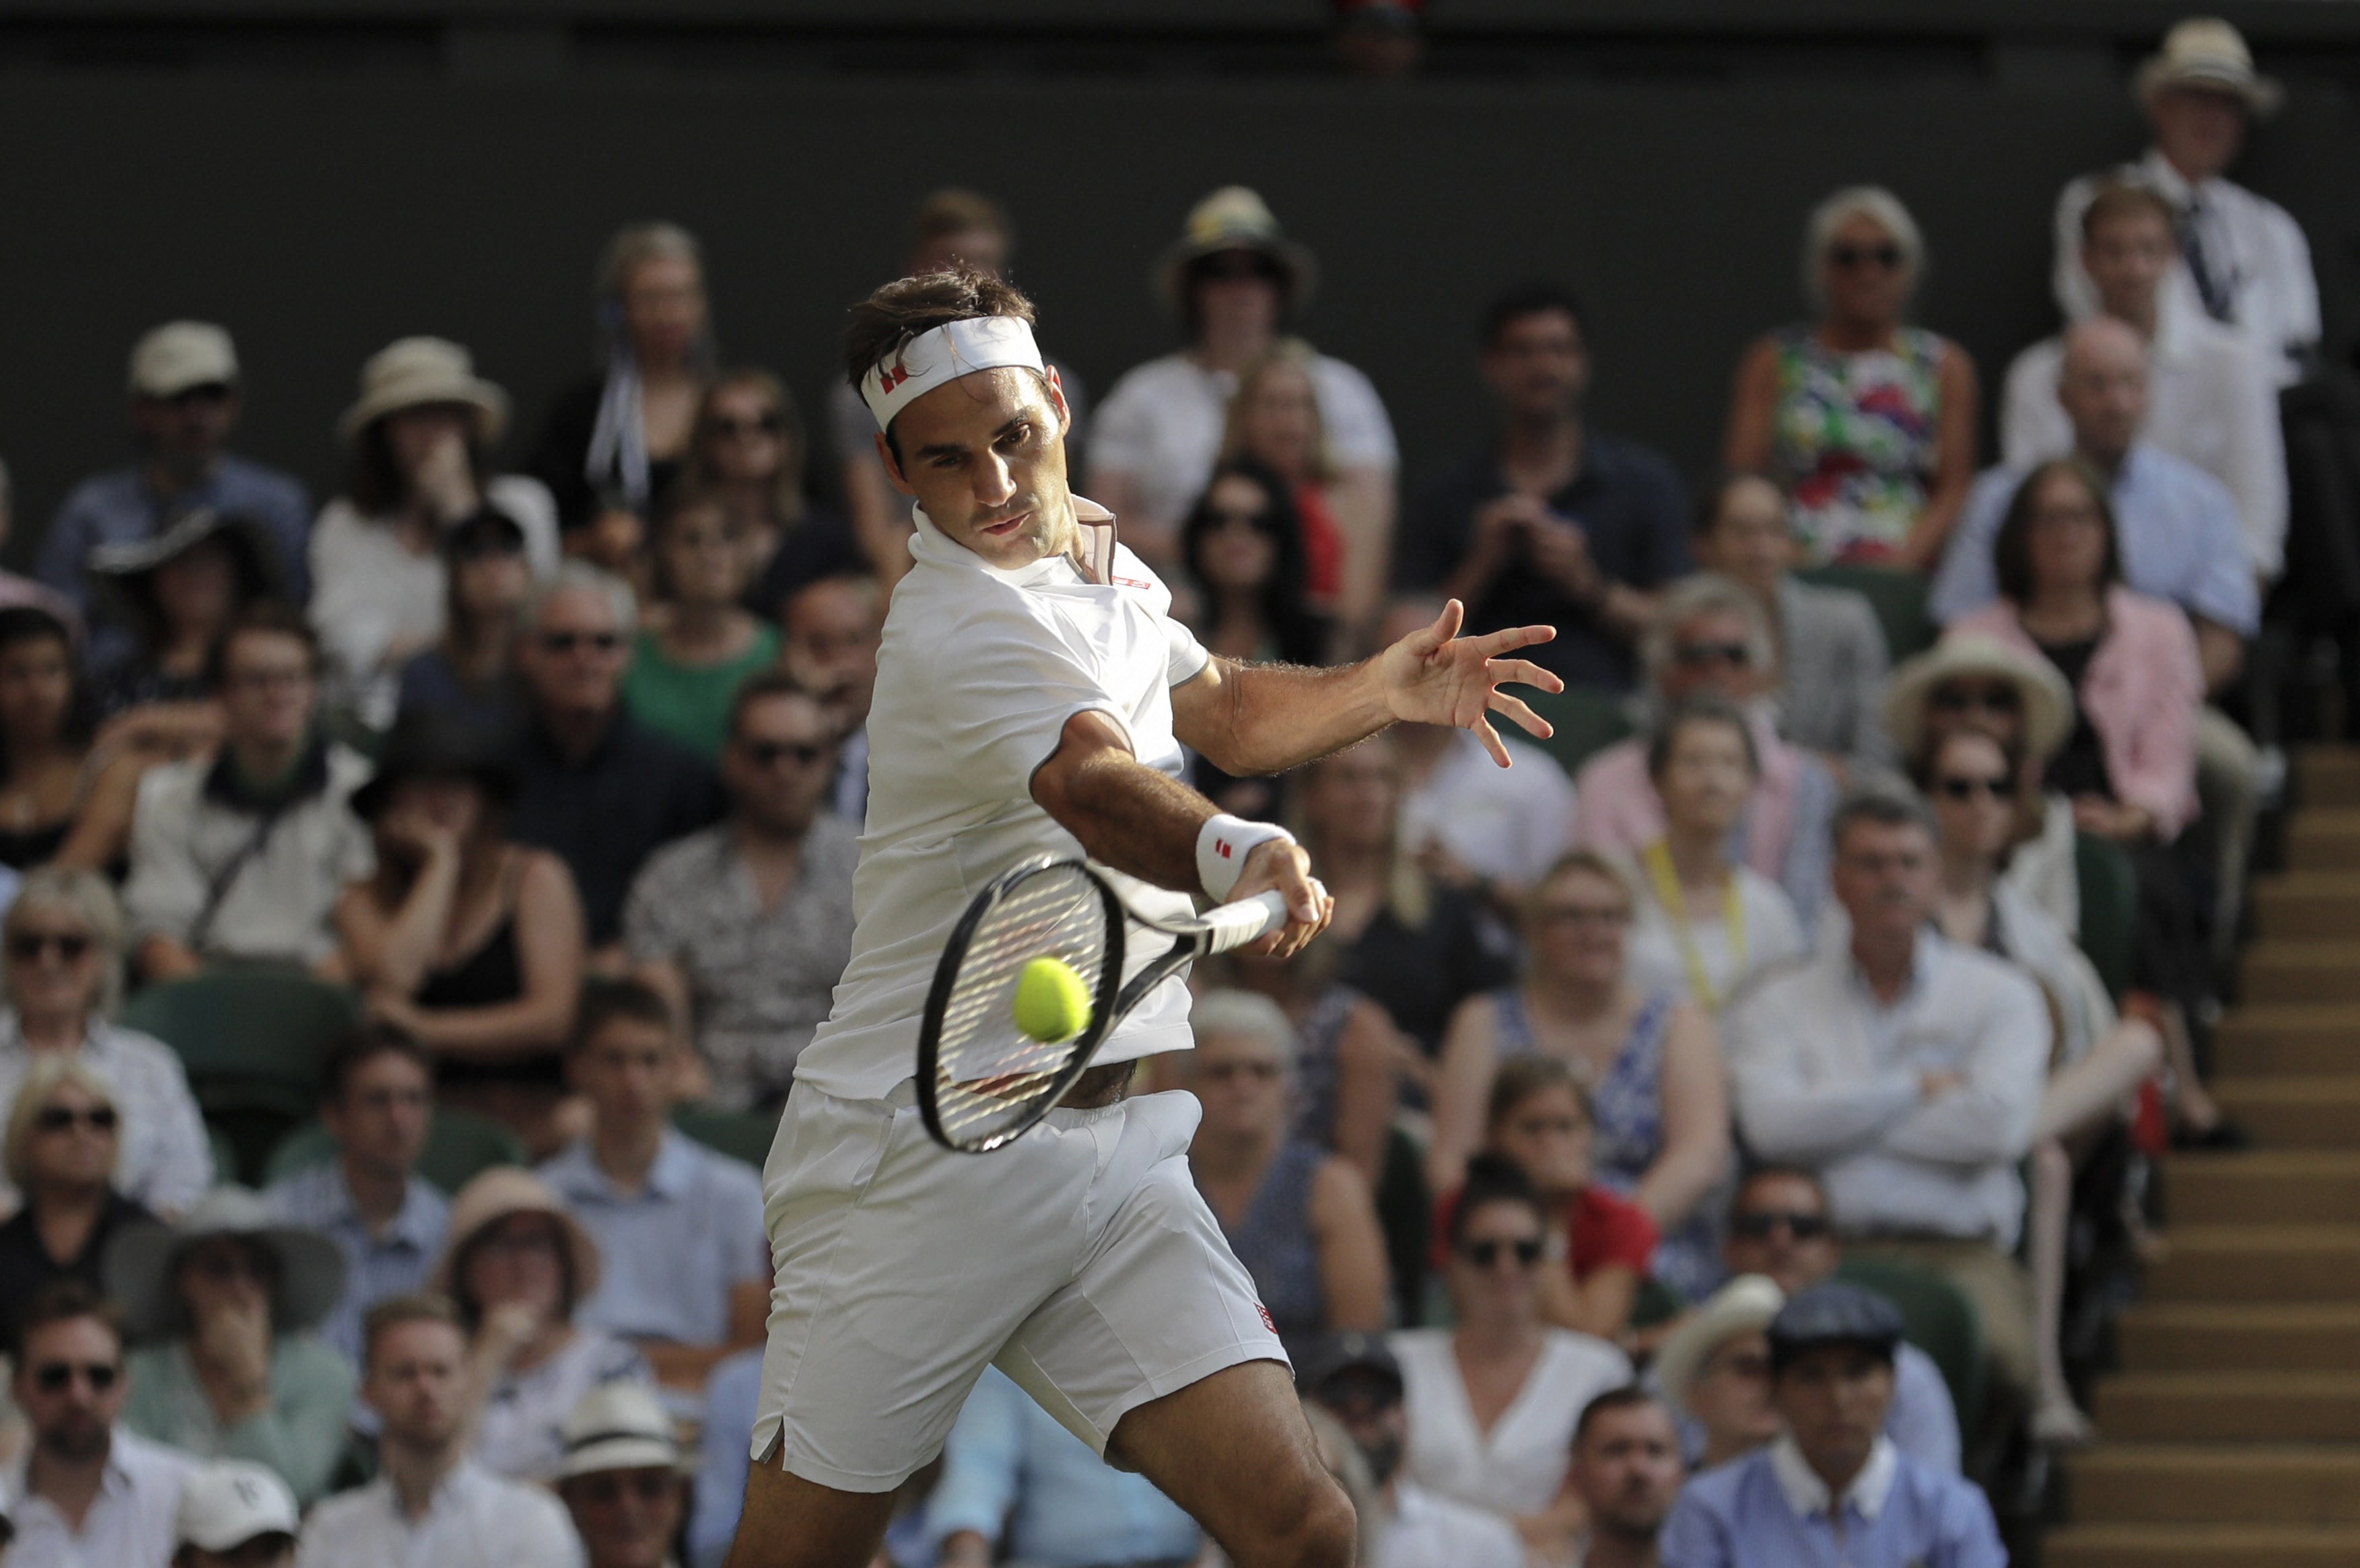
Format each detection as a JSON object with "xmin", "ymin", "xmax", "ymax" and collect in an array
[{"xmin": 749, "ymin": 1079, "xmax": 1287, "ymax": 1493}]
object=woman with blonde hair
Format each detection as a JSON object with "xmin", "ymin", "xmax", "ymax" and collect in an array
[
  {"xmin": 1723, "ymin": 185, "xmax": 1979, "ymax": 569},
  {"xmin": 1219, "ymin": 338, "xmax": 1392, "ymax": 628},
  {"xmin": 0, "ymin": 1055, "xmax": 154, "ymax": 1345},
  {"xmin": 0, "ymin": 867, "xmax": 209, "ymax": 1215}
]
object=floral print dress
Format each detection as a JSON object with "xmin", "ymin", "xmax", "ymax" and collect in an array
[{"xmin": 1768, "ymin": 325, "xmax": 1945, "ymax": 566}]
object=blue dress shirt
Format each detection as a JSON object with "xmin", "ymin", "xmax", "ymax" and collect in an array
[
  {"xmin": 263, "ymin": 1160, "xmax": 450, "ymax": 1367},
  {"xmin": 1662, "ymin": 1435, "xmax": 2006, "ymax": 1568},
  {"xmin": 1929, "ymin": 443, "xmax": 2258, "ymax": 637},
  {"xmin": 539, "ymin": 1130, "xmax": 769, "ymax": 1346}
]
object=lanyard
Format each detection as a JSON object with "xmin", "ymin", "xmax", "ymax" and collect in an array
[{"xmin": 1642, "ymin": 839, "xmax": 1746, "ymax": 1009}]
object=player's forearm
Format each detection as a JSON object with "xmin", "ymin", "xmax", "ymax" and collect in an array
[
  {"xmin": 1033, "ymin": 723, "xmax": 1211, "ymax": 894},
  {"xmin": 1194, "ymin": 658, "xmax": 1393, "ymax": 778}
]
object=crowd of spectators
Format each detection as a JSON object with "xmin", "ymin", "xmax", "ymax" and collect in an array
[{"xmin": 0, "ymin": 13, "xmax": 2320, "ymax": 1565}]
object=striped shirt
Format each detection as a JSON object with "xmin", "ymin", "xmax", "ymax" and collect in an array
[{"xmin": 264, "ymin": 1162, "xmax": 450, "ymax": 1367}]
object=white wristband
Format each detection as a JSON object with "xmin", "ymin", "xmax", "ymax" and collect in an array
[{"xmin": 1196, "ymin": 814, "xmax": 1295, "ymax": 902}]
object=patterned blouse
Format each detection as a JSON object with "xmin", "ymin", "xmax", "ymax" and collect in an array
[{"xmin": 1767, "ymin": 325, "xmax": 1947, "ymax": 567}]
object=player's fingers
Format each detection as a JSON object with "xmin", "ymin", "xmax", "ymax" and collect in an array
[
  {"xmin": 1484, "ymin": 656, "xmax": 1566, "ymax": 694},
  {"xmin": 1488, "ymin": 690, "xmax": 1551, "ymax": 739},
  {"xmin": 1466, "ymin": 622, "xmax": 1556, "ymax": 659},
  {"xmin": 1474, "ymin": 715, "xmax": 1512, "ymax": 769},
  {"xmin": 1432, "ymin": 599, "xmax": 1467, "ymax": 645}
]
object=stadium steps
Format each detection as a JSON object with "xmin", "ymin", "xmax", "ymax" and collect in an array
[{"xmin": 2046, "ymin": 746, "xmax": 2360, "ymax": 1568}]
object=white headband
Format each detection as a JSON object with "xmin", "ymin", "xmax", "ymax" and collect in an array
[{"xmin": 860, "ymin": 316, "xmax": 1045, "ymax": 433}]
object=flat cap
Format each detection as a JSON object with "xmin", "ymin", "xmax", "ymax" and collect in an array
[{"xmin": 1766, "ymin": 1283, "xmax": 1905, "ymax": 1372}]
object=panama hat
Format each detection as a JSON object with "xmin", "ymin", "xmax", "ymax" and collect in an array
[
  {"xmin": 103, "ymin": 1185, "xmax": 348, "ymax": 1341},
  {"xmin": 1653, "ymin": 1274, "xmax": 1784, "ymax": 1419},
  {"xmin": 430, "ymin": 1166, "xmax": 602, "ymax": 1306},
  {"xmin": 1883, "ymin": 633, "xmax": 2076, "ymax": 767},
  {"xmin": 338, "ymin": 336, "xmax": 511, "ymax": 446},
  {"xmin": 1155, "ymin": 186, "xmax": 1319, "ymax": 316},
  {"xmin": 2135, "ymin": 17, "xmax": 2282, "ymax": 116},
  {"xmin": 555, "ymin": 1382, "xmax": 694, "ymax": 1481}
]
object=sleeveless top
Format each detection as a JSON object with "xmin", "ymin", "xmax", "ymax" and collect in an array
[
  {"xmin": 1767, "ymin": 324, "xmax": 1945, "ymax": 567},
  {"xmin": 1492, "ymin": 986, "xmax": 1722, "ymax": 1303},
  {"xmin": 1206, "ymin": 1140, "xmax": 1327, "ymax": 1365},
  {"xmin": 1290, "ymin": 984, "xmax": 1363, "ymax": 1150},
  {"xmin": 418, "ymin": 860, "xmax": 545, "ymax": 1086}
]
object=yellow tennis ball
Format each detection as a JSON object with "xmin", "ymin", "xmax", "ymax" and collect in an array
[{"xmin": 1013, "ymin": 956, "xmax": 1092, "ymax": 1043}]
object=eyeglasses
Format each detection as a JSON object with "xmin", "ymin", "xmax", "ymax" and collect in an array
[
  {"xmin": 32, "ymin": 1361, "xmax": 118, "ymax": 1394},
  {"xmin": 575, "ymin": 1471, "xmax": 678, "ymax": 1506},
  {"xmin": 1729, "ymin": 1209, "xmax": 1831, "ymax": 1242},
  {"xmin": 35, "ymin": 1104, "xmax": 117, "ymax": 1134},
  {"xmin": 738, "ymin": 740, "xmax": 829, "ymax": 769},
  {"xmin": 1828, "ymin": 242, "xmax": 1905, "ymax": 271},
  {"xmin": 707, "ymin": 413, "xmax": 784, "ymax": 439},
  {"xmin": 538, "ymin": 631, "xmax": 625, "ymax": 655},
  {"xmin": 1672, "ymin": 641, "xmax": 1751, "ymax": 668},
  {"xmin": 1462, "ymin": 1238, "xmax": 1545, "ymax": 1269},
  {"xmin": 1935, "ymin": 775, "xmax": 2010, "ymax": 803},
  {"xmin": 7, "ymin": 932, "xmax": 91, "ymax": 963},
  {"xmin": 1929, "ymin": 684, "xmax": 2020, "ymax": 715},
  {"xmin": 1198, "ymin": 1060, "xmax": 1283, "ymax": 1084}
]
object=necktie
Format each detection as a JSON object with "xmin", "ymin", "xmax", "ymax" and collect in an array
[{"xmin": 2179, "ymin": 197, "xmax": 2234, "ymax": 323}]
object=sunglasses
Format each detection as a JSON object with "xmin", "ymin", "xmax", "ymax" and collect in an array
[
  {"xmin": 707, "ymin": 413, "xmax": 783, "ymax": 438},
  {"xmin": 1207, "ymin": 506, "xmax": 1278, "ymax": 534},
  {"xmin": 1673, "ymin": 641, "xmax": 1751, "ymax": 668},
  {"xmin": 1828, "ymin": 242, "xmax": 1905, "ymax": 271},
  {"xmin": 576, "ymin": 1471, "xmax": 677, "ymax": 1505},
  {"xmin": 1929, "ymin": 684, "xmax": 2020, "ymax": 715},
  {"xmin": 35, "ymin": 1104, "xmax": 117, "ymax": 1134},
  {"xmin": 1195, "ymin": 254, "xmax": 1284, "ymax": 283},
  {"xmin": 7, "ymin": 932, "xmax": 90, "ymax": 963},
  {"xmin": 539, "ymin": 631, "xmax": 625, "ymax": 655},
  {"xmin": 1935, "ymin": 775, "xmax": 2010, "ymax": 802},
  {"xmin": 1462, "ymin": 1238, "xmax": 1545, "ymax": 1269},
  {"xmin": 739, "ymin": 740, "xmax": 829, "ymax": 768},
  {"xmin": 32, "ymin": 1360, "xmax": 118, "ymax": 1394},
  {"xmin": 1730, "ymin": 1209, "xmax": 1832, "ymax": 1242}
]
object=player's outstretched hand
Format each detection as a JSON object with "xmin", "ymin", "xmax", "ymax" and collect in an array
[
  {"xmin": 1375, "ymin": 599, "xmax": 1563, "ymax": 767},
  {"xmin": 1228, "ymin": 839, "xmax": 1332, "ymax": 959}
]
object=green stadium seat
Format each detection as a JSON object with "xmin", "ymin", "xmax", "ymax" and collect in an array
[
  {"xmin": 1836, "ymin": 1252, "xmax": 1987, "ymax": 1452},
  {"xmin": 1793, "ymin": 565, "xmax": 1937, "ymax": 662},
  {"xmin": 123, "ymin": 972, "xmax": 361, "ymax": 1184},
  {"xmin": 263, "ymin": 1109, "xmax": 527, "ymax": 1195},
  {"xmin": 671, "ymin": 1105, "xmax": 777, "ymax": 1170},
  {"xmin": 1520, "ymin": 685, "xmax": 1636, "ymax": 779},
  {"xmin": 2073, "ymin": 830, "xmax": 2139, "ymax": 1003}
]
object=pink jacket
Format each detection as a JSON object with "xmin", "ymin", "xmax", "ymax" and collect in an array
[{"xmin": 1950, "ymin": 587, "xmax": 2202, "ymax": 839}]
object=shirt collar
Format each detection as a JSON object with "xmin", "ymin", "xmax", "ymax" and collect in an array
[
  {"xmin": 2139, "ymin": 147, "xmax": 2207, "ymax": 207},
  {"xmin": 202, "ymin": 733, "xmax": 332, "ymax": 813},
  {"xmin": 1768, "ymin": 1433, "xmax": 1900, "ymax": 1522},
  {"xmin": 907, "ymin": 497, "xmax": 1118, "ymax": 587},
  {"xmin": 1840, "ymin": 927, "xmax": 1939, "ymax": 1003}
]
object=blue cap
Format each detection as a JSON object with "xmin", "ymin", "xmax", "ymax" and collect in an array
[{"xmin": 1766, "ymin": 1283, "xmax": 1905, "ymax": 1374}]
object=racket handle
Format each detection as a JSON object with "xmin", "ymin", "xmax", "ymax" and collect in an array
[{"xmin": 1204, "ymin": 890, "xmax": 1293, "ymax": 954}]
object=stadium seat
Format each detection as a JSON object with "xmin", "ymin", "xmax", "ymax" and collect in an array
[
  {"xmin": 2073, "ymin": 830, "xmax": 2139, "ymax": 1004},
  {"xmin": 262, "ymin": 1109, "xmax": 526, "ymax": 1195},
  {"xmin": 123, "ymin": 972, "xmax": 361, "ymax": 1184},
  {"xmin": 1836, "ymin": 1252, "xmax": 1987, "ymax": 1452},
  {"xmin": 1519, "ymin": 686, "xmax": 1636, "ymax": 779},
  {"xmin": 672, "ymin": 1105, "xmax": 777, "ymax": 1170},
  {"xmin": 1793, "ymin": 565, "xmax": 1936, "ymax": 662}
]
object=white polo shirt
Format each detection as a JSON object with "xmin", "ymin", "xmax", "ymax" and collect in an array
[
  {"xmin": 791, "ymin": 499, "xmax": 1210, "ymax": 1104},
  {"xmin": 3, "ymin": 1427, "xmax": 193, "ymax": 1568},
  {"xmin": 294, "ymin": 1460, "xmax": 582, "ymax": 1568}
]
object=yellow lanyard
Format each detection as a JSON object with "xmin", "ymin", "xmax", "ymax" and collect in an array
[{"xmin": 1642, "ymin": 839, "xmax": 1746, "ymax": 1009}]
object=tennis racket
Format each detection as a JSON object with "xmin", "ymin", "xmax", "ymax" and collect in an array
[{"xmin": 917, "ymin": 855, "xmax": 1293, "ymax": 1153}]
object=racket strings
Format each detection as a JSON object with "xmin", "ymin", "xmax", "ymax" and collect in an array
[{"xmin": 932, "ymin": 867, "xmax": 1110, "ymax": 1140}]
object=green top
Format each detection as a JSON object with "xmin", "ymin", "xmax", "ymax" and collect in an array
[
  {"xmin": 122, "ymin": 1333, "xmax": 357, "ymax": 1505},
  {"xmin": 620, "ymin": 622, "xmax": 782, "ymax": 762}
]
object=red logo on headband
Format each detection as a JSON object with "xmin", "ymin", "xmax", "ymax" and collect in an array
[{"xmin": 878, "ymin": 365, "xmax": 909, "ymax": 394}]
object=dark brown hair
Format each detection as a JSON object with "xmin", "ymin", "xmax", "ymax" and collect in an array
[
  {"xmin": 2080, "ymin": 180, "xmax": 2176, "ymax": 243},
  {"xmin": 1645, "ymin": 692, "xmax": 1762, "ymax": 783},
  {"xmin": 344, "ymin": 417, "xmax": 489, "ymax": 516},
  {"xmin": 205, "ymin": 598, "xmax": 322, "ymax": 691},
  {"xmin": 322, "ymin": 1022, "xmax": 434, "ymax": 1107},
  {"xmin": 1484, "ymin": 1055, "xmax": 1593, "ymax": 1137},
  {"xmin": 726, "ymin": 667, "xmax": 827, "ymax": 747},
  {"xmin": 361, "ymin": 1291, "xmax": 464, "ymax": 1372},
  {"xmin": 841, "ymin": 263, "xmax": 1041, "ymax": 460},
  {"xmin": 1991, "ymin": 458, "xmax": 2122, "ymax": 606},
  {"xmin": 682, "ymin": 368, "xmax": 806, "ymax": 525},
  {"xmin": 571, "ymin": 975, "xmax": 676, "ymax": 1053},
  {"xmin": 13, "ymin": 1280, "xmax": 125, "ymax": 1363}
]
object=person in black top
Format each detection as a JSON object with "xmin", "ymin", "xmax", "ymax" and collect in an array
[
  {"xmin": 506, "ymin": 563, "xmax": 723, "ymax": 964},
  {"xmin": 1395, "ymin": 282, "xmax": 1690, "ymax": 692},
  {"xmin": 0, "ymin": 1056, "xmax": 155, "ymax": 1352},
  {"xmin": 0, "ymin": 608, "xmax": 100, "ymax": 871}
]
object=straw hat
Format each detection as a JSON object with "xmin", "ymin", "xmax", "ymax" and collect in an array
[
  {"xmin": 103, "ymin": 1186, "xmax": 348, "ymax": 1341},
  {"xmin": 555, "ymin": 1382, "xmax": 693, "ymax": 1481},
  {"xmin": 1652, "ymin": 1274, "xmax": 1784, "ymax": 1419},
  {"xmin": 2135, "ymin": 17, "xmax": 2282, "ymax": 116},
  {"xmin": 338, "ymin": 336, "xmax": 511, "ymax": 446},
  {"xmin": 1882, "ymin": 634, "xmax": 2076, "ymax": 767},
  {"xmin": 1154, "ymin": 186, "xmax": 1319, "ymax": 316},
  {"xmin": 429, "ymin": 1166, "xmax": 602, "ymax": 1306}
]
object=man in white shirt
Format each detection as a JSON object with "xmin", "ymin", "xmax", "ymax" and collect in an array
[
  {"xmin": 2052, "ymin": 17, "xmax": 2317, "ymax": 386},
  {"xmin": 297, "ymin": 1295, "xmax": 583, "ymax": 1568},
  {"xmin": 1088, "ymin": 186, "xmax": 1396, "ymax": 569},
  {"xmin": 729, "ymin": 269, "xmax": 1555, "ymax": 1568},
  {"xmin": 5, "ymin": 1282, "xmax": 194, "ymax": 1568},
  {"xmin": 1724, "ymin": 787, "xmax": 2048, "ymax": 1445},
  {"xmin": 2011, "ymin": 180, "xmax": 2284, "ymax": 579}
]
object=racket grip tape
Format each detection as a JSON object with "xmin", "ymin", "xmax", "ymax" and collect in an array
[{"xmin": 1203, "ymin": 890, "xmax": 1293, "ymax": 954}]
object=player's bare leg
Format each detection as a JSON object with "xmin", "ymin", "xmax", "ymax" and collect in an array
[
  {"xmin": 723, "ymin": 1464, "xmax": 896, "ymax": 1568},
  {"xmin": 1111, "ymin": 1360, "xmax": 1357, "ymax": 1568}
]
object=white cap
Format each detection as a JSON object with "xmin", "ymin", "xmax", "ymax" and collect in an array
[
  {"xmin": 174, "ymin": 1460, "xmax": 298, "ymax": 1553},
  {"xmin": 128, "ymin": 321, "xmax": 239, "ymax": 399},
  {"xmin": 556, "ymin": 1382, "xmax": 689, "ymax": 1481}
]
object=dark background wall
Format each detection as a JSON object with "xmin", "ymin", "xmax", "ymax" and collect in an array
[{"xmin": 1, "ymin": 1, "xmax": 2353, "ymax": 560}]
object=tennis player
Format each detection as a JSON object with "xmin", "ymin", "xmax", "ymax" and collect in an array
[{"xmin": 726, "ymin": 264, "xmax": 1561, "ymax": 1568}]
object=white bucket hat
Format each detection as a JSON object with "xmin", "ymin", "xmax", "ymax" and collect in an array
[
  {"xmin": 337, "ymin": 336, "xmax": 511, "ymax": 446},
  {"xmin": 128, "ymin": 322, "xmax": 238, "ymax": 400},
  {"xmin": 175, "ymin": 1460, "xmax": 299, "ymax": 1553},
  {"xmin": 1883, "ymin": 633, "xmax": 2077, "ymax": 768},
  {"xmin": 2135, "ymin": 17, "xmax": 2282, "ymax": 116},
  {"xmin": 103, "ymin": 1185, "xmax": 348, "ymax": 1341},
  {"xmin": 1653, "ymin": 1273, "xmax": 1786, "ymax": 1419},
  {"xmin": 556, "ymin": 1382, "xmax": 691, "ymax": 1481}
]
